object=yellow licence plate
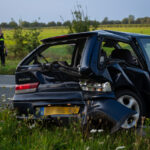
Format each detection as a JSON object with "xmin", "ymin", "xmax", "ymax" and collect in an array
[{"xmin": 43, "ymin": 106, "xmax": 80, "ymax": 116}]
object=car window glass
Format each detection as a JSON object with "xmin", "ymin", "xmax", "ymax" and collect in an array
[{"xmin": 140, "ymin": 38, "xmax": 150, "ymax": 59}]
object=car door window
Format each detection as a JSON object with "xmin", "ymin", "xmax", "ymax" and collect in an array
[{"xmin": 99, "ymin": 39, "xmax": 138, "ymax": 65}]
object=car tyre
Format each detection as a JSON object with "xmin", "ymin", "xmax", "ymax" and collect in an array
[{"xmin": 116, "ymin": 90, "xmax": 146, "ymax": 129}]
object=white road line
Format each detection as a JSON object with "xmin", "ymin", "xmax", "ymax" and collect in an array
[{"xmin": 0, "ymin": 84, "xmax": 15, "ymax": 88}]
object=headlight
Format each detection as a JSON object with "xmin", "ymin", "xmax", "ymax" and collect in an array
[{"xmin": 79, "ymin": 81, "xmax": 111, "ymax": 92}]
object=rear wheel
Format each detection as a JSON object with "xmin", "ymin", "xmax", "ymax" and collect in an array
[{"xmin": 116, "ymin": 90, "xmax": 146, "ymax": 129}]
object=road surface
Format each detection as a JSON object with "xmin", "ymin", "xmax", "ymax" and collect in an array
[{"xmin": 0, "ymin": 75, "xmax": 15, "ymax": 103}]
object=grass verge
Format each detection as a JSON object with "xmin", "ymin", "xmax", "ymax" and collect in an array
[
  {"xmin": 0, "ymin": 59, "xmax": 20, "ymax": 75},
  {"xmin": 0, "ymin": 107, "xmax": 150, "ymax": 150}
]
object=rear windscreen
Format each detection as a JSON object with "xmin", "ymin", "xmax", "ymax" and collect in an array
[
  {"xmin": 39, "ymin": 44, "xmax": 75, "ymax": 65},
  {"xmin": 26, "ymin": 38, "xmax": 87, "ymax": 67}
]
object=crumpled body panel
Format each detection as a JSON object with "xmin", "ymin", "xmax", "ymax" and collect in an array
[{"xmin": 82, "ymin": 99, "xmax": 136, "ymax": 133}]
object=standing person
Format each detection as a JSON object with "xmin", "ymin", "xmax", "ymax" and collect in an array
[{"xmin": 0, "ymin": 29, "xmax": 6, "ymax": 66}]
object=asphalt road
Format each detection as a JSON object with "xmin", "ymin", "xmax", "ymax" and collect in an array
[{"xmin": 0, "ymin": 75, "xmax": 15, "ymax": 103}]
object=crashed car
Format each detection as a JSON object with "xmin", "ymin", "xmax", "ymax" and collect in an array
[{"xmin": 13, "ymin": 30, "xmax": 150, "ymax": 132}]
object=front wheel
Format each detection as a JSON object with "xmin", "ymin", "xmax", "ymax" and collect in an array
[{"xmin": 116, "ymin": 90, "xmax": 146, "ymax": 129}]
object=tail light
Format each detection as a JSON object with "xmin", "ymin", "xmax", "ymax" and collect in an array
[
  {"xmin": 79, "ymin": 81, "xmax": 112, "ymax": 92},
  {"xmin": 15, "ymin": 82, "xmax": 39, "ymax": 94}
]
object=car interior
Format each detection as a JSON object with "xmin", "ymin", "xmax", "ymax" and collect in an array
[
  {"xmin": 110, "ymin": 49, "xmax": 135, "ymax": 64},
  {"xmin": 100, "ymin": 39, "xmax": 139, "ymax": 66}
]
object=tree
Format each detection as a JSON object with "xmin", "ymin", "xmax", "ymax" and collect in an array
[
  {"xmin": 19, "ymin": 20, "xmax": 30, "ymax": 28},
  {"xmin": 47, "ymin": 21, "xmax": 56, "ymax": 27},
  {"xmin": 8, "ymin": 19, "xmax": 18, "ymax": 28},
  {"xmin": 112, "ymin": 20, "xmax": 121, "ymax": 24},
  {"xmin": 122, "ymin": 18, "xmax": 128, "ymax": 24},
  {"xmin": 128, "ymin": 15, "xmax": 135, "ymax": 24},
  {"xmin": 102, "ymin": 17, "xmax": 109, "ymax": 24},
  {"xmin": 30, "ymin": 21, "xmax": 40, "ymax": 27},
  {"xmin": 56, "ymin": 22, "xmax": 62, "ymax": 26},
  {"xmin": 63, "ymin": 20, "xmax": 71, "ymax": 26},
  {"xmin": 0, "ymin": 22, "xmax": 8, "ymax": 28}
]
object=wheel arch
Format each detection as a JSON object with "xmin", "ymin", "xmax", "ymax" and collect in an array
[
  {"xmin": 114, "ymin": 86, "xmax": 149, "ymax": 117},
  {"xmin": 114, "ymin": 86, "xmax": 140, "ymax": 98}
]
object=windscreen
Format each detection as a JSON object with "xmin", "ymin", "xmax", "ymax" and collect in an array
[{"xmin": 140, "ymin": 38, "xmax": 150, "ymax": 59}]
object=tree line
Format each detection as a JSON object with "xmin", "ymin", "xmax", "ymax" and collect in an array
[{"xmin": 1, "ymin": 15, "xmax": 150, "ymax": 29}]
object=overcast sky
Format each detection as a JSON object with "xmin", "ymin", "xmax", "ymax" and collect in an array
[{"xmin": 0, "ymin": 0, "xmax": 150, "ymax": 23}]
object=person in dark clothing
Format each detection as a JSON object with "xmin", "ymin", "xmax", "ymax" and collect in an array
[{"xmin": 0, "ymin": 31, "xmax": 6, "ymax": 66}]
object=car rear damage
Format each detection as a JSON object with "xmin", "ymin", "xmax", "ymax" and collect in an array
[
  {"xmin": 13, "ymin": 90, "xmax": 135, "ymax": 133},
  {"xmin": 13, "ymin": 31, "xmax": 141, "ymax": 132}
]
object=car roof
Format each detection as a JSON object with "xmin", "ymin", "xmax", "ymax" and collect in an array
[
  {"xmin": 41, "ymin": 32, "xmax": 96, "ymax": 43},
  {"xmin": 41, "ymin": 30, "xmax": 150, "ymax": 43},
  {"xmin": 102, "ymin": 30, "xmax": 150, "ymax": 38}
]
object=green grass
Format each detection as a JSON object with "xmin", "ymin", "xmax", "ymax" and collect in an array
[
  {"xmin": 0, "ymin": 59, "xmax": 20, "ymax": 75},
  {"xmin": 2, "ymin": 26, "xmax": 150, "ymax": 75},
  {"xmin": 0, "ymin": 108, "xmax": 150, "ymax": 150}
]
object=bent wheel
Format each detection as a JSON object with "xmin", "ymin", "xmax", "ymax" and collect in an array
[{"xmin": 116, "ymin": 90, "xmax": 145, "ymax": 129}]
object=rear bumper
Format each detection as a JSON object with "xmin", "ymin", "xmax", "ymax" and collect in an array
[
  {"xmin": 13, "ymin": 91, "xmax": 84, "ymax": 118},
  {"xmin": 13, "ymin": 91, "xmax": 135, "ymax": 132},
  {"xmin": 13, "ymin": 91, "xmax": 114, "ymax": 118}
]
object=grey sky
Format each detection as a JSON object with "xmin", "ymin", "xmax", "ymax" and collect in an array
[{"xmin": 0, "ymin": 0, "xmax": 150, "ymax": 23}]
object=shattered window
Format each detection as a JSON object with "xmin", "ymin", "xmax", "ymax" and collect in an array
[{"xmin": 39, "ymin": 44, "xmax": 75, "ymax": 65}]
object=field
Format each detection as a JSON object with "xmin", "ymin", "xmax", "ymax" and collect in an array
[
  {"xmin": 3, "ymin": 26, "xmax": 150, "ymax": 49},
  {"xmin": 3, "ymin": 27, "xmax": 69, "ymax": 48}
]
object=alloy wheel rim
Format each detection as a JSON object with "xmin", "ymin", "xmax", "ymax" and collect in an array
[{"xmin": 117, "ymin": 95, "xmax": 140, "ymax": 129}]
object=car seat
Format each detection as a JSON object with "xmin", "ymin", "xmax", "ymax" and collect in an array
[{"xmin": 110, "ymin": 49, "xmax": 135, "ymax": 64}]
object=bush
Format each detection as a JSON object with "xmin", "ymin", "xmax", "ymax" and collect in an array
[
  {"xmin": 11, "ymin": 27, "xmax": 40, "ymax": 58},
  {"xmin": 68, "ymin": 5, "xmax": 90, "ymax": 33}
]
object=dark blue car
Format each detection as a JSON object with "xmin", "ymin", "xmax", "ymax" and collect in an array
[{"xmin": 13, "ymin": 30, "xmax": 150, "ymax": 132}]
